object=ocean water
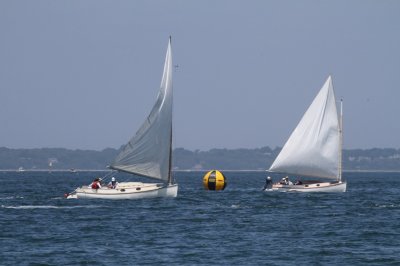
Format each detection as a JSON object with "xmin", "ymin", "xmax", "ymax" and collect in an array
[{"xmin": 1, "ymin": 171, "xmax": 400, "ymax": 265}]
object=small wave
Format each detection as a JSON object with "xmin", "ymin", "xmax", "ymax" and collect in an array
[
  {"xmin": 313, "ymin": 205, "xmax": 329, "ymax": 208},
  {"xmin": 373, "ymin": 204, "xmax": 399, "ymax": 208},
  {"xmin": 1, "ymin": 205, "xmax": 101, "ymax": 209},
  {"xmin": 0, "ymin": 196, "xmax": 24, "ymax": 200}
]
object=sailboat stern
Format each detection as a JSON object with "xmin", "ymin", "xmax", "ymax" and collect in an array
[{"xmin": 162, "ymin": 183, "xmax": 178, "ymax": 197}]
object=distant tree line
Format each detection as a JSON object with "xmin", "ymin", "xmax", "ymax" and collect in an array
[
  {"xmin": 1, "ymin": 146, "xmax": 400, "ymax": 171},
  {"xmin": 0, "ymin": 147, "xmax": 118, "ymax": 170}
]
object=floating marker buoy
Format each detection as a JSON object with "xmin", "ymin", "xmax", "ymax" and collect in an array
[{"xmin": 203, "ymin": 170, "xmax": 227, "ymax": 190}]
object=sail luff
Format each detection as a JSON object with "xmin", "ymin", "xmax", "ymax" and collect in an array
[
  {"xmin": 269, "ymin": 76, "xmax": 340, "ymax": 179},
  {"xmin": 110, "ymin": 38, "xmax": 173, "ymax": 182}
]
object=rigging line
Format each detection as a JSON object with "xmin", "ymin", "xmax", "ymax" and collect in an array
[
  {"xmin": 114, "ymin": 170, "xmax": 130, "ymax": 183},
  {"xmin": 98, "ymin": 170, "xmax": 117, "ymax": 184}
]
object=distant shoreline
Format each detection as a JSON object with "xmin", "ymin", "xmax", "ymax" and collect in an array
[
  {"xmin": 2, "ymin": 169, "xmax": 400, "ymax": 173},
  {"xmin": 2, "ymin": 146, "xmax": 400, "ymax": 172}
]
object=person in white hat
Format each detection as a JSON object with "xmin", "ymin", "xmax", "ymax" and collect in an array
[{"xmin": 108, "ymin": 177, "xmax": 118, "ymax": 189}]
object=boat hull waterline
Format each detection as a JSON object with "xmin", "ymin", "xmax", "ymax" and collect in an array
[
  {"xmin": 67, "ymin": 182, "xmax": 178, "ymax": 199},
  {"xmin": 267, "ymin": 181, "xmax": 346, "ymax": 192}
]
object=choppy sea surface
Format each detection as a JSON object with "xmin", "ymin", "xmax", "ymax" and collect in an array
[{"xmin": 1, "ymin": 171, "xmax": 400, "ymax": 265}]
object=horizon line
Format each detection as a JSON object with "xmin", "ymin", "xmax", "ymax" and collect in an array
[{"xmin": 2, "ymin": 146, "xmax": 400, "ymax": 152}]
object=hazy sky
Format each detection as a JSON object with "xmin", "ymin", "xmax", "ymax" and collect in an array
[{"xmin": 0, "ymin": 1, "xmax": 399, "ymax": 151}]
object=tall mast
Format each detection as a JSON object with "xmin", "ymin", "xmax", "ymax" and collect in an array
[
  {"xmin": 338, "ymin": 98, "xmax": 343, "ymax": 181},
  {"xmin": 167, "ymin": 36, "xmax": 173, "ymax": 185},
  {"xmin": 168, "ymin": 126, "xmax": 173, "ymax": 184}
]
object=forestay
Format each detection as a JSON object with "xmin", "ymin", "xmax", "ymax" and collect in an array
[
  {"xmin": 269, "ymin": 76, "xmax": 340, "ymax": 179},
  {"xmin": 110, "ymin": 38, "xmax": 173, "ymax": 182}
]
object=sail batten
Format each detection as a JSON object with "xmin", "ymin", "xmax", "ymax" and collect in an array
[
  {"xmin": 269, "ymin": 76, "xmax": 340, "ymax": 180},
  {"xmin": 110, "ymin": 38, "xmax": 173, "ymax": 182}
]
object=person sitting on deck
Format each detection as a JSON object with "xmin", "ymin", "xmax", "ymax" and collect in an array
[
  {"xmin": 90, "ymin": 178, "xmax": 102, "ymax": 189},
  {"xmin": 281, "ymin": 176, "xmax": 293, "ymax": 185},
  {"xmin": 263, "ymin": 176, "xmax": 273, "ymax": 190},
  {"xmin": 294, "ymin": 179, "xmax": 303, "ymax": 185},
  {"xmin": 108, "ymin": 177, "xmax": 118, "ymax": 189}
]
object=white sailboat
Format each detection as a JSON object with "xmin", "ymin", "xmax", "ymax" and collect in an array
[
  {"xmin": 67, "ymin": 37, "xmax": 178, "ymax": 199},
  {"xmin": 266, "ymin": 76, "xmax": 346, "ymax": 192}
]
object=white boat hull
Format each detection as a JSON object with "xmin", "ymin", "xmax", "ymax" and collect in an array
[
  {"xmin": 268, "ymin": 181, "xmax": 346, "ymax": 192},
  {"xmin": 67, "ymin": 182, "xmax": 178, "ymax": 199}
]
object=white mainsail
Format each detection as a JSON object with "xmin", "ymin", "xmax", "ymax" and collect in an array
[
  {"xmin": 269, "ymin": 76, "xmax": 341, "ymax": 179},
  {"xmin": 110, "ymin": 37, "xmax": 173, "ymax": 182}
]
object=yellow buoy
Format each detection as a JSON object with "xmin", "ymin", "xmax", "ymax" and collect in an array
[{"xmin": 203, "ymin": 170, "xmax": 227, "ymax": 190}]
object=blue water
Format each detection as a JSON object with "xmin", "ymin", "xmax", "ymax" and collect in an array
[{"xmin": 1, "ymin": 171, "xmax": 400, "ymax": 265}]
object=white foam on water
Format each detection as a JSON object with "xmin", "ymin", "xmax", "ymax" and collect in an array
[
  {"xmin": 374, "ymin": 204, "xmax": 399, "ymax": 208},
  {"xmin": 0, "ymin": 196, "xmax": 24, "ymax": 200},
  {"xmin": 1, "ymin": 205, "xmax": 101, "ymax": 209}
]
